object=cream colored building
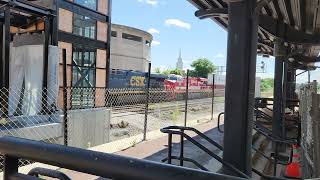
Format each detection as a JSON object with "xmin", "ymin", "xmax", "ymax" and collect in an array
[{"xmin": 111, "ymin": 24, "xmax": 153, "ymax": 72}]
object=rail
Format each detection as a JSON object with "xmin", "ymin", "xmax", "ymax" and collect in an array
[
  {"xmin": 0, "ymin": 136, "xmax": 246, "ymax": 180},
  {"xmin": 160, "ymin": 126, "xmax": 249, "ymax": 178},
  {"xmin": 253, "ymin": 121, "xmax": 296, "ymax": 176},
  {"xmin": 160, "ymin": 126, "xmax": 298, "ymax": 180},
  {"xmin": 219, "ymin": 112, "xmax": 296, "ymax": 178}
]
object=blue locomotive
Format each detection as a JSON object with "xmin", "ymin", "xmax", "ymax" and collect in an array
[{"xmin": 109, "ymin": 69, "xmax": 167, "ymax": 89}]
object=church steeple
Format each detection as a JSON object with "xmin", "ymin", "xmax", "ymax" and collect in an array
[{"xmin": 176, "ymin": 49, "xmax": 183, "ymax": 70}]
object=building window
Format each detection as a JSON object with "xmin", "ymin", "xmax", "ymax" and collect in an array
[
  {"xmin": 74, "ymin": 0, "xmax": 96, "ymax": 10},
  {"xmin": 72, "ymin": 46, "xmax": 96, "ymax": 108},
  {"xmin": 73, "ymin": 13, "xmax": 96, "ymax": 39},
  {"xmin": 111, "ymin": 31, "xmax": 117, "ymax": 37},
  {"xmin": 122, "ymin": 33, "xmax": 142, "ymax": 42},
  {"xmin": 72, "ymin": 46, "xmax": 96, "ymax": 88},
  {"xmin": 145, "ymin": 40, "xmax": 151, "ymax": 47}
]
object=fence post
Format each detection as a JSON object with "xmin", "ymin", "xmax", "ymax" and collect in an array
[
  {"xmin": 211, "ymin": 74, "xmax": 215, "ymax": 121},
  {"xmin": 62, "ymin": 49, "xmax": 68, "ymax": 146},
  {"xmin": 143, "ymin": 62, "xmax": 151, "ymax": 141},
  {"xmin": 311, "ymin": 93, "xmax": 320, "ymax": 177},
  {"xmin": 184, "ymin": 69, "xmax": 189, "ymax": 127}
]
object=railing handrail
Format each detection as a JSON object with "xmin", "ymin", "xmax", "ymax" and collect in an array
[
  {"xmin": 254, "ymin": 122, "xmax": 297, "ymax": 145},
  {"xmin": 161, "ymin": 126, "xmax": 223, "ymax": 150},
  {"xmin": 161, "ymin": 128, "xmax": 249, "ymax": 178},
  {"xmin": 162, "ymin": 124, "xmax": 297, "ymax": 180},
  {"xmin": 0, "ymin": 136, "xmax": 246, "ymax": 180}
]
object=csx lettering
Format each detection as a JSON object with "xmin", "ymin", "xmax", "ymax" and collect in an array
[{"xmin": 130, "ymin": 76, "xmax": 145, "ymax": 87}]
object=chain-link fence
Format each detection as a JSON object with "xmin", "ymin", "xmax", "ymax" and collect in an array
[
  {"xmin": 0, "ymin": 87, "xmax": 63, "ymax": 170},
  {"xmin": 299, "ymin": 81, "xmax": 320, "ymax": 178},
  {"xmin": 0, "ymin": 84, "xmax": 225, "ymax": 171}
]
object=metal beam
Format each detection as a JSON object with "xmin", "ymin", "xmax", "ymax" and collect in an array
[
  {"xmin": 0, "ymin": 0, "xmax": 53, "ymax": 16},
  {"xmin": 195, "ymin": 8, "xmax": 228, "ymax": 19},
  {"xmin": 58, "ymin": 0, "xmax": 108, "ymax": 22},
  {"xmin": 223, "ymin": 0, "xmax": 258, "ymax": 176},
  {"xmin": 194, "ymin": 6, "xmax": 320, "ymax": 45},
  {"xmin": 259, "ymin": 14, "xmax": 320, "ymax": 45},
  {"xmin": 58, "ymin": 31, "xmax": 107, "ymax": 49}
]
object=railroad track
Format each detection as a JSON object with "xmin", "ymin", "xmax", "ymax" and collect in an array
[{"xmin": 111, "ymin": 98, "xmax": 224, "ymax": 118}]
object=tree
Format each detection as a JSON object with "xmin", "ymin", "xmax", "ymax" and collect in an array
[
  {"xmin": 154, "ymin": 67, "xmax": 161, "ymax": 74},
  {"xmin": 190, "ymin": 58, "xmax": 216, "ymax": 78},
  {"xmin": 162, "ymin": 68, "xmax": 185, "ymax": 76},
  {"xmin": 260, "ymin": 78, "xmax": 274, "ymax": 92}
]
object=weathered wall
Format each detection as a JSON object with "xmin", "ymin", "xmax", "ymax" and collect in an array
[
  {"xmin": 300, "ymin": 81, "xmax": 320, "ymax": 178},
  {"xmin": 110, "ymin": 24, "xmax": 152, "ymax": 72},
  {"xmin": 67, "ymin": 108, "xmax": 111, "ymax": 149}
]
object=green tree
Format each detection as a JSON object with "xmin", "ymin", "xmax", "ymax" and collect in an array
[
  {"xmin": 154, "ymin": 67, "xmax": 161, "ymax": 74},
  {"xmin": 190, "ymin": 58, "xmax": 216, "ymax": 78},
  {"xmin": 162, "ymin": 68, "xmax": 185, "ymax": 76},
  {"xmin": 260, "ymin": 78, "xmax": 274, "ymax": 92}
]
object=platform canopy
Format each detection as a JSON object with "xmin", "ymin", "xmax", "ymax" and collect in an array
[{"xmin": 188, "ymin": 0, "xmax": 320, "ymax": 70}]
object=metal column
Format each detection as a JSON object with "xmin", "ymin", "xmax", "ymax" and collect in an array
[
  {"xmin": 105, "ymin": 0, "xmax": 112, "ymax": 88},
  {"xmin": 1, "ymin": 8, "xmax": 11, "ymax": 117},
  {"xmin": 0, "ymin": 22, "xmax": 3, "ymax": 105},
  {"xmin": 184, "ymin": 69, "xmax": 189, "ymax": 127},
  {"xmin": 273, "ymin": 39, "xmax": 285, "ymax": 139},
  {"xmin": 41, "ymin": 17, "xmax": 50, "ymax": 113},
  {"xmin": 143, "ymin": 62, "xmax": 151, "ymax": 141},
  {"xmin": 222, "ymin": 0, "xmax": 258, "ymax": 176}
]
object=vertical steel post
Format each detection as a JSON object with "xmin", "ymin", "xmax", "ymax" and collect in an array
[
  {"xmin": 143, "ymin": 62, "xmax": 151, "ymax": 141},
  {"xmin": 4, "ymin": 155, "xmax": 18, "ymax": 180},
  {"xmin": 223, "ymin": 0, "xmax": 258, "ymax": 175},
  {"xmin": 211, "ymin": 74, "xmax": 215, "ymax": 121},
  {"xmin": 1, "ymin": 8, "xmax": 10, "ymax": 118},
  {"xmin": 50, "ymin": 0, "xmax": 58, "ymax": 47},
  {"xmin": 41, "ymin": 17, "xmax": 50, "ymax": 114},
  {"xmin": 273, "ymin": 142, "xmax": 278, "ymax": 176},
  {"xmin": 180, "ymin": 129, "xmax": 184, "ymax": 166},
  {"xmin": 0, "ymin": 22, "xmax": 3, "ymax": 116},
  {"xmin": 184, "ymin": 69, "xmax": 189, "ymax": 127},
  {"xmin": 308, "ymin": 71, "xmax": 311, "ymax": 83},
  {"xmin": 168, "ymin": 134, "xmax": 172, "ymax": 164},
  {"xmin": 62, "ymin": 49, "xmax": 68, "ymax": 146},
  {"xmin": 105, "ymin": 0, "xmax": 112, "ymax": 106},
  {"xmin": 273, "ymin": 39, "xmax": 285, "ymax": 139},
  {"xmin": 282, "ymin": 59, "xmax": 288, "ymax": 138}
]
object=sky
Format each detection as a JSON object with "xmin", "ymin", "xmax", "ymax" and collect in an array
[{"xmin": 112, "ymin": 0, "xmax": 317, "ymax": 82}]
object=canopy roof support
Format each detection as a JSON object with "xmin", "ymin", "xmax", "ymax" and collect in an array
[{"xmin": 223, "ymin": 0, "xmax": 258, "ymax": 176}]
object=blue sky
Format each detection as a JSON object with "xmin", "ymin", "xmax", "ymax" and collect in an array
[{"xmin": 112, "ymin": 0, "xmax": 317, "ymax": 82}]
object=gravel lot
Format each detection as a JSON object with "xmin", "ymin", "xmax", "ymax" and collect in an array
[{"xmin": 109, "ymin": 98, "xmax": 225, "ymax": 141}]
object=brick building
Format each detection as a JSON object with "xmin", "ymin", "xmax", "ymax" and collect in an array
[{"xmin": 57, "ymin": 0, "xmax": 111, "ymax": 90}]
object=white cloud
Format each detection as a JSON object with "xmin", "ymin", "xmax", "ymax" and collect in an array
[
  {"xmin": 152, "ymin": 40, "xmax": 161, "ymax": 46},
  {"xmin": 214, "ymin": 53, "xmax": 225, "ymax": 58},
  {"xmin": 165, "ymin": 19, "xmax": 191, "ymax": 29},
  {"xmin": 138, "ymin": 0, "xmax": 159, "ymax": 6},
  {"xmin": 147, "ymin": 28, "xmax": 160, "ymax": 34}
]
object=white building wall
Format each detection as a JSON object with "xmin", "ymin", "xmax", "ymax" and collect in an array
[{"xmin": 110, "ymin": 24, "xmax": 152, "ymax": 72}]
